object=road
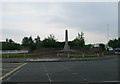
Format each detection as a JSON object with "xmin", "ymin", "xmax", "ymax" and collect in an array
[{"xmin": 1, "ymin": 57, "xmax": 119, "ymax": 84}]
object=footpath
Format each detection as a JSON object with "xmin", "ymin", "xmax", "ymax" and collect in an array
[{"xmin": 1, "ymin": 55, "xmax": 118, "ymax": 63}]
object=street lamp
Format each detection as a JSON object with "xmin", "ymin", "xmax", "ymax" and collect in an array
[{"xmin": 107, "ymin": 24, "xmax": 109, "ymax": 44}]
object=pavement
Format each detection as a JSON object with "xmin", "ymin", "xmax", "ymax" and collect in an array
[
  {"xmin": 1, "ymin": 57, "xmax": 119, "ymax": 84},
  {"xmin": 2, "ymin": 55, "xmax": 118, "ymax": 63}
]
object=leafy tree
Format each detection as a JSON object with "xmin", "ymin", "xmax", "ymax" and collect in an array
[
  {"xmin": 72, "ymin": 32, "xmax": 85, "ymax": 48},
  {"xmin": 2, "ymin": 39, "xmax": 20, "ymax": 50},
  {"xmin": 108, "ymin": 38, "xmax": 120, "ymax": 48},
  {"xmin": 9, "ymin": 39, "xmax": 14, "ymax": 43},
  {"xmin": 35, "ymin": 36, "xmax": 40, "ymax": 44},
  {"xmin": 0, "ymin": 42, "xmax": 1, "ymax": 49},
  {"xmin": 99, "ymin": 44, "xmax": 105, "ymax": 51},
  {"xmin": 34, "ymin": 36, "xmax": 41, "ymax": 49},
  {"xmin": 55, "ymin": 41, "xmax": 64, "ymax": 48},
  {"xmin": 29, "ymin": 37, "xmax": 34, "ymax": 45},
  {"xmin": 6, "ymin": 38, "xmax": 9, "ymax": 43},
  {"xmin": 41, "ymin": 34, "xmax": 57, "ymax": 48},
  {"xmin": 22, "ymin": 37, "xmax": 29, "ymax": 47},
  {"xmin": 22, "ymin": 36, "xmax": 35, "ymax": 50}
]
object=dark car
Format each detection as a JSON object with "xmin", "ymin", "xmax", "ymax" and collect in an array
[{"xmin": 114, "ymin": 48, "xmax": 120, "ymax": 54}]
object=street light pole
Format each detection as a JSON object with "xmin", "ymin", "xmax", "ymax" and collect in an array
[{"xmin": 107, "ymin": 24, "xmax": 109, "ymax": 44}]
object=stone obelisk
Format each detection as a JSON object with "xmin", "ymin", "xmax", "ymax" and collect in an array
[{"xmin": 64, "ymin": 30, "xmax": 70, "ymax": 51}]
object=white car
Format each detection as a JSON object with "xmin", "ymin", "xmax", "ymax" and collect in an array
[{"xmin": 105, "ymin": 47, "xmax": 113, "ymax": 51}]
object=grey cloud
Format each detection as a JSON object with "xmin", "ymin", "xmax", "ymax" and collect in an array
[
  {"xmin": 2, "ymin": 2, "xmax": 118, "ymax": 43},
  {"xmin": 2, "ymin": 28, "xmax": 26, "ymax": 36},
  {"xmin": 46, "ymin": 2, "xmax": 117, "ymax": 35}
]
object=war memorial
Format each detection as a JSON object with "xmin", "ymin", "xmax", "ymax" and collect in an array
[{"xmin": 57, "ymin": 30, "xmax": 75, "ymax": 57}]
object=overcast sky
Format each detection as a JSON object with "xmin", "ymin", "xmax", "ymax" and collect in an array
[{"xmin": 2, "ymin": 2, "xmax": 118, "ymax": 44}]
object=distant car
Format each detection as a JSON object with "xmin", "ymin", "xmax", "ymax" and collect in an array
[
  {"xmin": 114, "ymin": 48, "xmax": 120, "ymax": 54},
  {"xmin": 105, "ymin": 46, "xmax": 113, "ymax": 51}
]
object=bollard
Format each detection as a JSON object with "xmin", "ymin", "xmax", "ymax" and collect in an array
[
  {"xmin": 82, "ymin": 53, "xmax": 84, "ymax": 58},
  {"xmin": 24, "ymin": 53, "xmax": 26, "ymax": 58},
  {"xmin": 97, "ymin": 53, "xmax": 99, "ymax": 57},
  {"xmin": 102, "ymin": 52, "xmax": 104, "ymax": 56},
  {"xmin": 67, "ymin": 53, "xmax": 70, "ymax": 58},
  {"xmin": 57, "ymin": 53, "xmax": 60, "ymax": 57},
  {"xmin": 7, "ymin": 54, "xmax": 9, "ymax": 58},
  {"xmin": 7, "ymin": 51, "xmax": 9, "ymax": 58}
]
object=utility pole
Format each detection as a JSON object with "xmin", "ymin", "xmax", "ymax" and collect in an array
[{"xmin": 107, "ymin": 24, "xmax": 109, "ymax": 44}]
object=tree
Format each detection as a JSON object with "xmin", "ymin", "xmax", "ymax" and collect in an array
[
  {"xmin": 108, "ymin": 38, "xmax": 120, "ymax": 48},
  {"xmin": 34, "ymin": 36, "xmax": 41, "ymax": 49},
  {"xmin": 28, "ymin": 37, "xmax": 34, "ymax": 45},
  {"xmin": 5, "ymin": 38, "xmax": 14, "ymax": 43},
  {"xmin": 118, "ymin": 38, "xmax": 120, "ymax": 47},
  {"xmin": 22, "ymin": 37, "xmax": 29, "ymax": 47},
  {"xmin": 72, "ymin": 32, "xmax": 85, "ymax": 48},
  {"xmin": 99, "ymin": 44, "xmax": 105, "ymax": 52},
  {"xmin": 9, "ymin": 39, "xmax": 14, "ymax": 43},
  {"xmin": 22, "ymin": 36, "xmax": 35, "ymax": 50},
  {"xmin": 2, "ymin": 39, "xmax": 20, "ymax": 50},
  {"xmin": 35, "ymin": 36, "xmax": 40, "ymax": 44},
  {"xmin": 41, "ymin": 34, "xmax": 57, "ymax": 48},
  {"xmin": 6, "ymin": 38, "xmax": 9, "ymax": 43}
]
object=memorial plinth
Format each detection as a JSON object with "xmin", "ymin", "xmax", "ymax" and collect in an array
[
  {"xmin": 57, "ymin": 30, "xmax": 75, "ymax": 57},
  {"xmin": 63, "ymin": 30, "xmax": 70, "ymax": 51}
]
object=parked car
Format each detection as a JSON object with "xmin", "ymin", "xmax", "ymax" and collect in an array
[
  {"xmin": 114, "ymin": 48, "xmax": 120, "ymax": 54},
  {"xmin": 105, "ymin": 46, "xmax": 113, "ymax": 51}
]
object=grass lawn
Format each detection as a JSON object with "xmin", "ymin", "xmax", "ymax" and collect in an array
[
  {"xmin": 1, "ymin": 53, "xmax": 102, "ymax": 58},
  {"xmin": 1, "ymin": 53, "xmax": 42, "ymax": 58},
  {"xmin": 63, "ymin": 54, "xmax": 101, "ymax": 58}
]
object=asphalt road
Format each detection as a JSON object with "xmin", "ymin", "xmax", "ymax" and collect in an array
[
  {"xmin": 2, "ymin": 63, "xmax": 24, "ymax": 77},
  {"xmin": 2, "ymin": 57, "xmax": 119, "ymax": 84}
]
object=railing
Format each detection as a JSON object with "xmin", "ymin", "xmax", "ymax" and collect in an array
[{"xmin": 0, "ymin": 50, "xmax": 28, "ymax": 54}]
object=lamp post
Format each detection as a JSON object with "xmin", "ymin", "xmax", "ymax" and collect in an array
[{"xmin": 107, "ymin": 24, "xmax": 109, "ymax": 44}]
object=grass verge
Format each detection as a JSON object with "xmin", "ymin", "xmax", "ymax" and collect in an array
[
  {"xmin": 1, "ymin": 53, "xmax": 42, "ymax": 58},
  {"xmin": 63, "ymin": 54, "xmax": 100, "ymax": 58}
]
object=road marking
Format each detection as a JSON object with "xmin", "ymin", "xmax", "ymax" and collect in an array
[
  {"xmin": 46, "ymin": 73, "xmax": 52, "ymax": 82},
  {"xmin": 13, "ymin": 71, "xmax": 20, "ymax": 76},
  {"xmin": 0, "ymin": 69, "xmax": 12, "ymax": 71},
  {"xmin": 42, "ymin": 63, "xmax": 52, "ymax": 82},
  {"xmin": 6, "ymin": 77, "xmax": 11, "ymax": 81},
  {"xmin": 10, "ymin": 63, "xmax": 22, "ymax": 64},
  {"xmin": 6, "ymin": 71, "xmax": 20, "ymax": 81},
  {"xmin": 103, "ymin": 81, "xmax": 120, "ymax": 82},
  {"xmin": 0, "ymin": 63, "xmax": 27, "ymax": 80}
]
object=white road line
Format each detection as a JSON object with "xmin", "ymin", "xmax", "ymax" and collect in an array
[
  {"xmin": 103, "ymin": 81, "xmax": 120, "ymax": 82},
  {"xmin": 6, "ymin": 77, "xmax": 11, "ymax": 81},
  {"xmin": 13, "ymin": 71, "xmax": 20, "ymax": 76},
  {"xmin": 6, "ymin": 69, "xmax": 20, "ymax": 81},
  {"xmin": 10, "ymin": 63, "xmax": 22, "ymax": 64},
  {"xmin": 1, "ymin": 69, "xmax": 13, "ymax": 71},
  {"xmin": 42, "ymin": 63, "xmax": 52, "ymax": 82},
  {"xmin": 46, "ymin": 73, "xmax": 52, "ymax": 82}
]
